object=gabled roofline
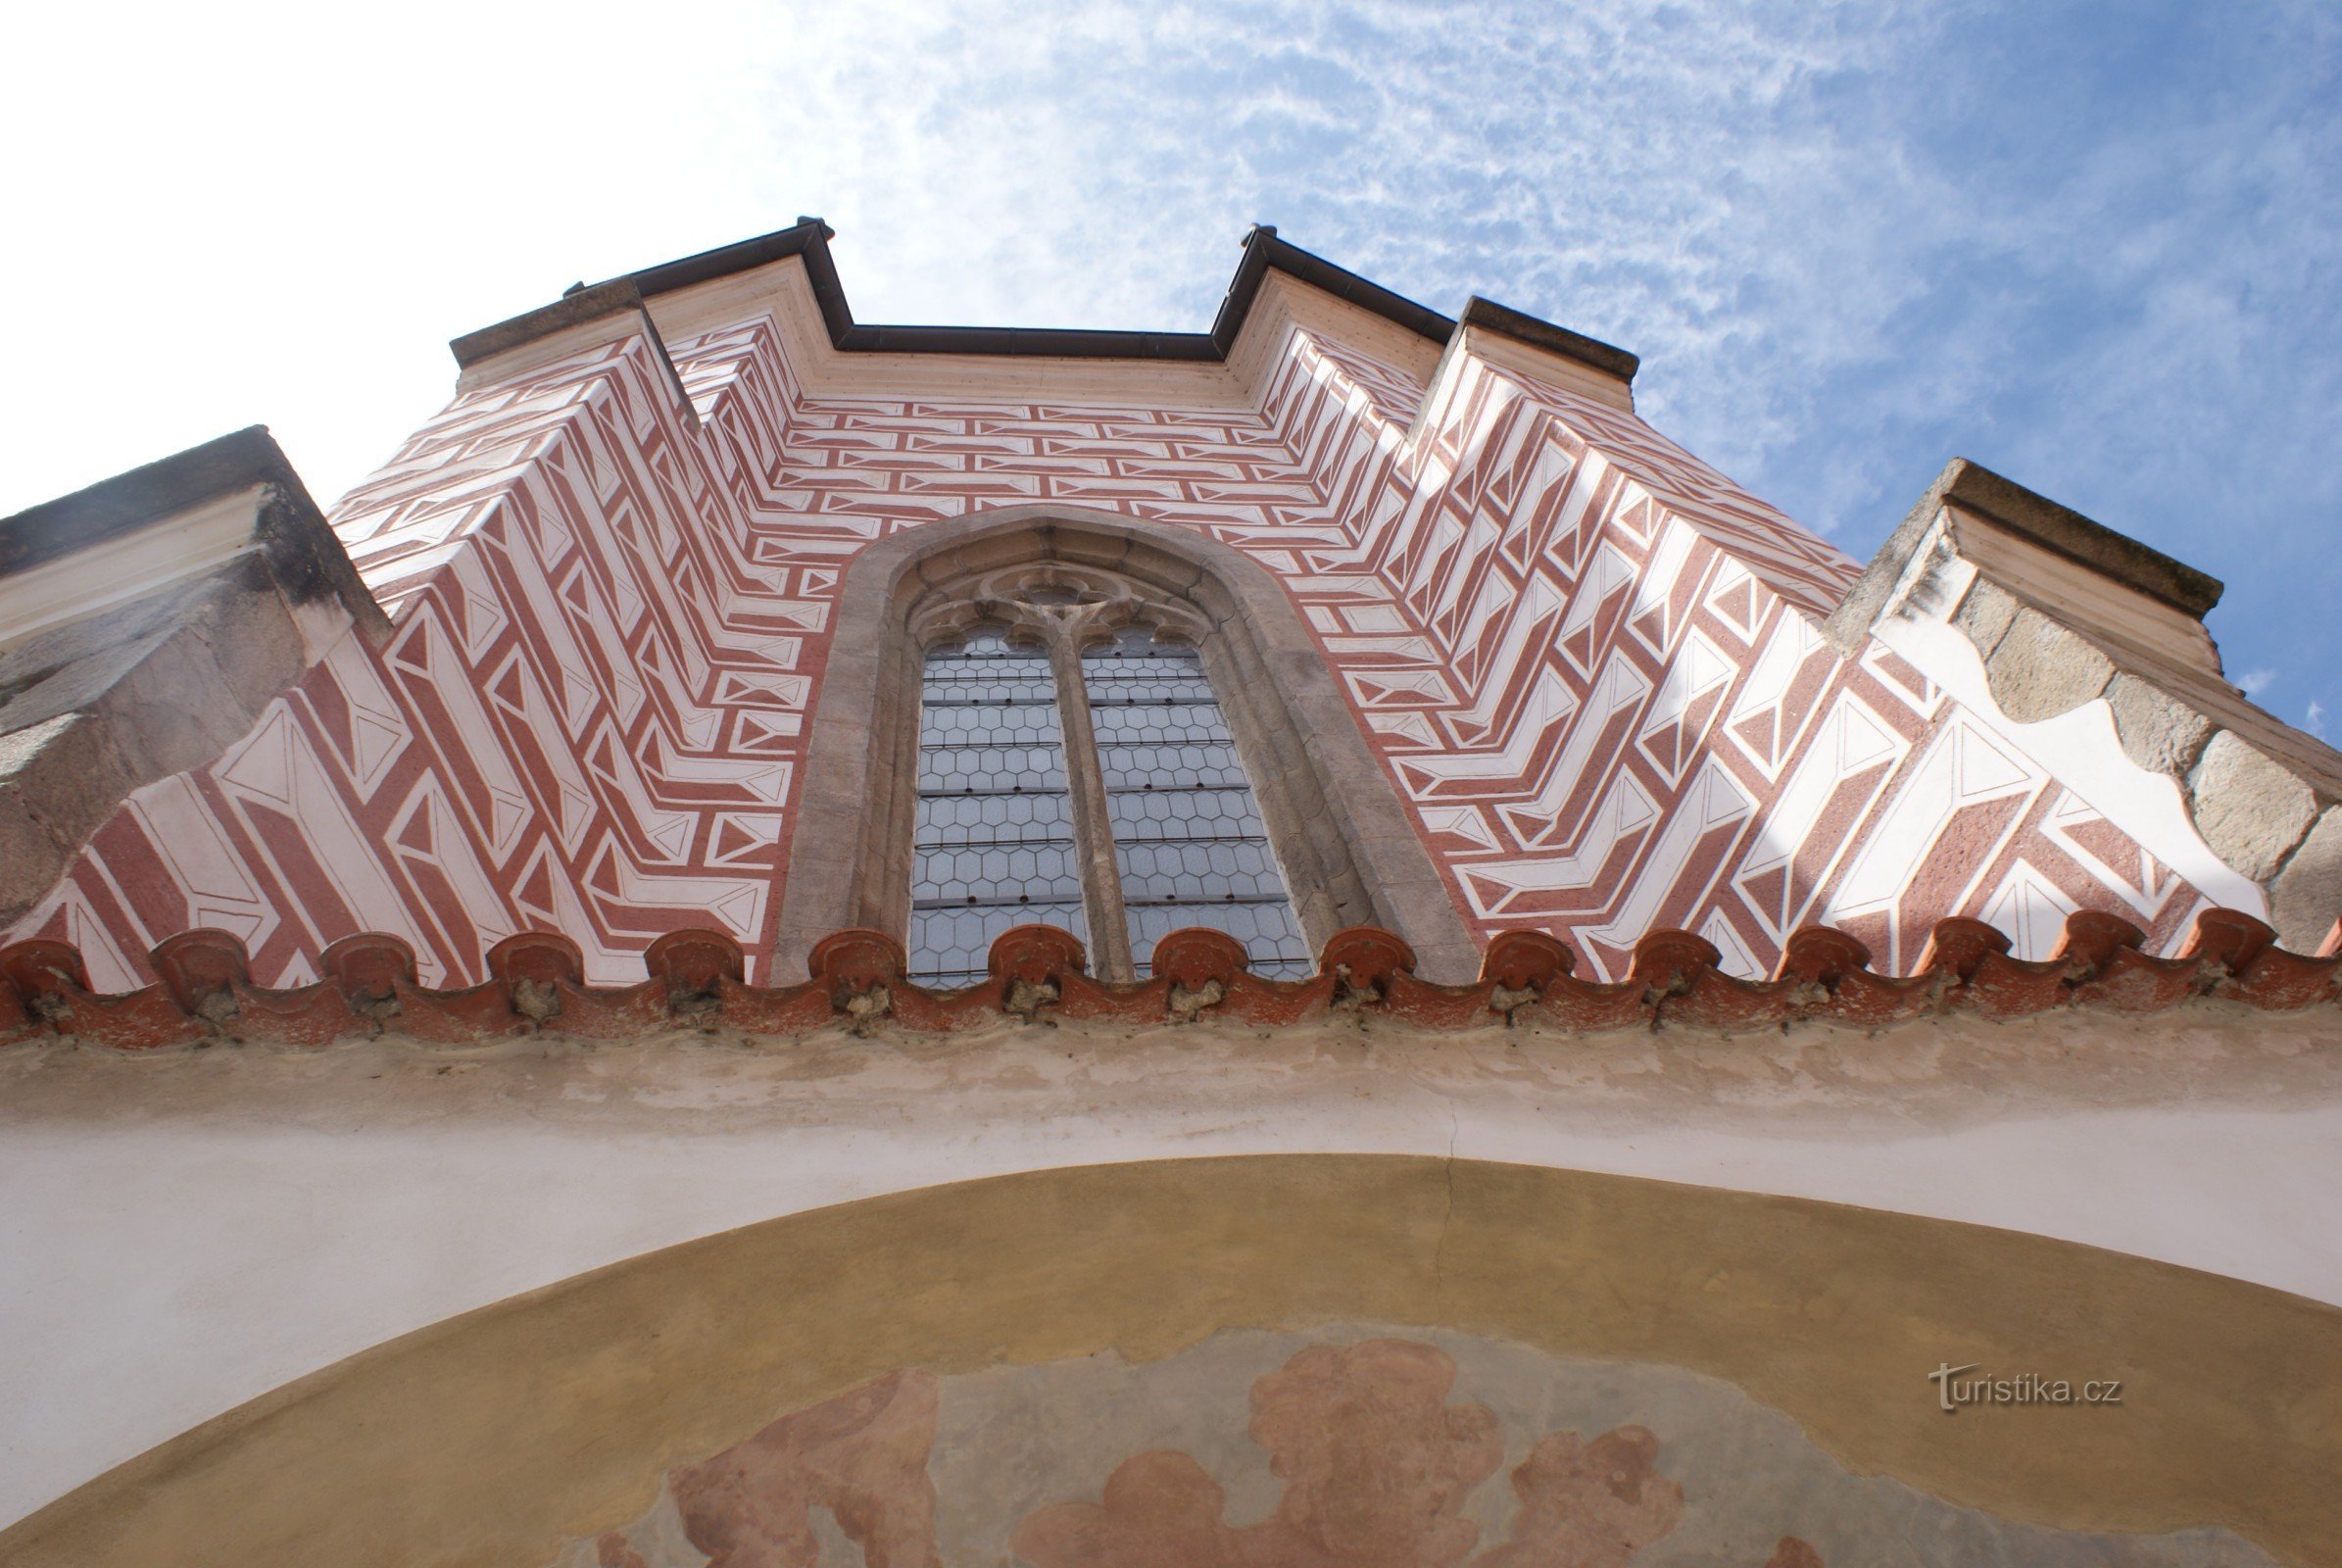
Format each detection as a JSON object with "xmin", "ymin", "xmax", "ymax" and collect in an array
[{"xmin": 451, "ymin": 219, "xmax": 1638, "ymax": 382}]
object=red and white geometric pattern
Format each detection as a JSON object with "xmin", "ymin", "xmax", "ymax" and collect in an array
[{"xmin": 6, "ymin": 277, "xmax": 2216, "ymax": 987}]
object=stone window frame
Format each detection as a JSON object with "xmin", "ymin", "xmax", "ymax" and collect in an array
[{"xmin": 773, "ymin": 506, "xmax": 1479, "ymax": 983}]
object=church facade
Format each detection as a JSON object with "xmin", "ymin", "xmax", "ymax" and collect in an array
[{"xmin": 2, "ymin": 223, "xmax": 2338, "ymax": 1567}]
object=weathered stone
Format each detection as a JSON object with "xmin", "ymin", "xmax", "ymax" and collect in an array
[
  {"xmin": 180, "ymin": 576, "xmax": 309, "ymax": 717},
  {"xmin": 0, "ymin": 577, "xmax": 294, "ymax": 757},
  {"xmin": 2188, "ymin": 730, "xmax": 2318, "ymax": 884},
  {"xmin": 0, "ymin": 790, "xmax": 65, "ymax": 922},
  {"xmin": 5, "ymin": 711, "xmax": 137, "ymax": 830},
  {"xmin": 0, "ymin": 713, "xmax": 144, "ymax": 923},
  {"xmin": 0, "ymin": 429, "xmax": 387, "ymax": 930},
  {"xmin": 0, "ymin": 575, "xmax": 204, "ymax": 694},
  {"xmin": 2107, "ymin": 672, "xmax": 2217, "ymax": 778},
  {"xmin": 101, "ymin": 628, "xmax": 263, "ymax": 779},
  {"xmin": 0, "ymin": 569, "xmax": 323, "ymax": 926},
  {"xmin": 0, "ymin": 631, "xmax": 166, "ymax": 738},
  {"xmin": 2268, "ymin": 806, "xmax": 2342, "ymax": 952},
  {"xmin": 1982, "ymin": 606, "xmax": 2116, "ymax": 723},
  {"xmin": 1952, "ymin": 578, "xmax": 2020, "ymax": 659},
  {"xmin": 0, "ymin": 720, "xmax": 76, "ymax": 921}
]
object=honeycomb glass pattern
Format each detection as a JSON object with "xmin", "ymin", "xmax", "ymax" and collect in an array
[
  {"xmin": 910, "ymin": 630, "xmax": 1085, "ymax": 987},
  {"xmin": 1082, "ymin": 629, "xmax": 1310, "ymax": 977}
]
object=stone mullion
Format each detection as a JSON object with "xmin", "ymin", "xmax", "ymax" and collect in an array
[{"xmin": 1042, "ymin": 617, "xmax": 1137, "ymax": 983}]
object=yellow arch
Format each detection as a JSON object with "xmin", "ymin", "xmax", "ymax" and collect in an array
[{"xmin": 6, "ymin": 1155, "xmax": 2336, "ymax": 1566}]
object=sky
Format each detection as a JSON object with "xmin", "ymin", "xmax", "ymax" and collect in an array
[{"xmin": 3, "ymin": 1, "xmax": 2336, "ymax": 731}]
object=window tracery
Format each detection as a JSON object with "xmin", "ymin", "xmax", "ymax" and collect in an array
[{"xmin": 906, "ymin": 565, "xmax": 1307, "ymax": 986}]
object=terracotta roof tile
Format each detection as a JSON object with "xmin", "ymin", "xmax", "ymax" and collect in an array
[{"xmin": 3, "ymin": 908, "xmax": 2338, "ymax": 1054}]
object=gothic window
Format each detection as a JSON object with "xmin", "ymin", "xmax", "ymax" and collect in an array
[
  {"xmin": 907, "ymin": 608, "xmax": 1308, "ymax": 988},
  {"xmin": 775, "ymin": 507, "xmax": 1482, "ymax": 987}
]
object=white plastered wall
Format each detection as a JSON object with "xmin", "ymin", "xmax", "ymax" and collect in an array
[{"xmin": 4, "ymin": 1001, "xmax": 2339, "ymax": 1528}]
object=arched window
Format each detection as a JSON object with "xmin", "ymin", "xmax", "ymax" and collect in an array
[
  {"xmin": 909, "ymin": 612, "xmax": 1310, "ymax": 989},
  {"xmin": 776, "ymin": 508, "xmax": 1481, "ymax": 985}
]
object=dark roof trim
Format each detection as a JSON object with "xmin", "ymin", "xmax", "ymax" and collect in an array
[
  {"xmin": 450, "ymin": 279, "xmax": 647, "ymax": 368},
  {"xmin": 1935, "ymin": 458, "xmax": 2223, "ymax": 617},
  {"xmin": 0, "ymin": 427, "xmax": 391, "ymax": 642},
  {"xmin": 3, "ymin": 427, "xmax": 294, "ymax": 575},
  {"xmin": 449, "ymin": 220, "xmax": 1638, "ymax": 383},
  {"xmin": 1205, "ymin": 224, "xmax": 1457, "ymax": 353},
  {"xmin": 448, "ymin": 280, "xmax": 699, "ymax": 431},
  {"xmin": 1460, "ymin": 296, "xmax": 1641, "ymax": 383},
  {"xmin": 1825, "ymin": 457, "xmax": 2223, "ymax": 651}
]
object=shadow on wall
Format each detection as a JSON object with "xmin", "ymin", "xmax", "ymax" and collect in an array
[{"xmin": 562, "ymin": 1329, "xmax": 2264, "ymax": 1568}]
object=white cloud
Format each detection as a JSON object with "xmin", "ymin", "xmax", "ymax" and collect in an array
[{"xmin": 0, "ymin": 0, "xmax": 1953, "ymax": 512}]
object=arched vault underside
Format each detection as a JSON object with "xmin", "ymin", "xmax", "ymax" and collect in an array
[{"xmin": 6, "ymin": 1155, "xmax": 2335, "ymax": 1568}]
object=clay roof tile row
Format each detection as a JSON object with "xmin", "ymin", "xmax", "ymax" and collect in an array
[{"xmin": 1, "ymin": 906, "xmax": 2337, "ymax": 1054}]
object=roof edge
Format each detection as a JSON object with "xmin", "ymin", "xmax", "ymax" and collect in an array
[
  {"xmin": 4, "ymin": 905, "xmax": 2334, "ymax": 1052},
  {"xmin": 1934, "ymin": 458, "xmax": 2223, "ymax": 617},
  {"xmin": 1827, "ymin": 456, "xmax": 2226, "ymax": 653},
  {"xmin": 450, "ymin": 279, "xmax": 649, "ymax": 369},
  {"xmin": 4, "ymin": 428, "xmax": 290, "ymax": 575},
  {"xmin": 448, "ymin": 220, "xmax": 1637, "ymax": 376},
  {"xmin": 0, "ymin": 425, "xmax": 391, "ymax": 644},
  {"xmin": 1460, "ymin": 296, "xmax": 1640, "ymax": 383}
]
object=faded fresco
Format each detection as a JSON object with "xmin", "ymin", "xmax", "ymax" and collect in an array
[{"xmin": 555, "ymin": 1327, "xmax": 2275, "ymax": 1568}]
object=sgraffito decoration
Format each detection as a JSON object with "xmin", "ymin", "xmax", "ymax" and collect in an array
[
  {"xmin": 5, "ymin": 282, "xmax": 2221, "ymax": 988},
  {"xmin": 553, "ymin": 1328, "xmax": 2272, "ymax": 1568}
]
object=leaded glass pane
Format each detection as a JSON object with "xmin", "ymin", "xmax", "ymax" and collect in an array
[
  {"xmin": 908, "ymin": 629, "xmax": 1085, "ymax": 987},
  {"xmin": 1082, "ymin": 629, "xmax": 1312, "ymax": 978},
  {"xmin": 1127, "ymin": 901, "xmax": 1309, "ymax": 971}
]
